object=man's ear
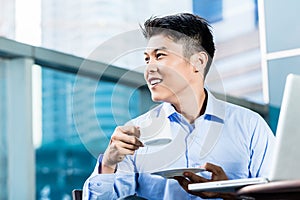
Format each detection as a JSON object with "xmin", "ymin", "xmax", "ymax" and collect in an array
[{"xmin": 190, "ymin": 52, "xmax": 208, "ymax": 73}]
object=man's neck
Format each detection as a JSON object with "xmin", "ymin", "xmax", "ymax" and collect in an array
[{"xmin": 172, "ymin": 89, "xmax": 207, "ymax": 124}]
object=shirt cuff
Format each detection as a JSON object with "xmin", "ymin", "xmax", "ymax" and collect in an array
[{"xmin": 88, "ymin": 173, "xmax": 117, "ymax": 198}]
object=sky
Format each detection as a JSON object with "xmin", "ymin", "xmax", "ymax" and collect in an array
[{"xmin": 15, "ymin": 0, "xmax": 41, "ymax": 45}]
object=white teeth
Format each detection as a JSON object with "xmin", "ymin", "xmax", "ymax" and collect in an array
[{"xmin": 150, "ymin": 79, "xmax": 162, "ymax": 85}]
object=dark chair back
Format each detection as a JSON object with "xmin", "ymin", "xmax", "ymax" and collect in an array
[{"xmin": 72, "ymin": 189, "xmax": 83, "ymax": 200}]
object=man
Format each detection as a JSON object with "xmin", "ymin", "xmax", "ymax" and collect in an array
[{"xmin": 83, "ymin": 13, "xmax": 275, "ymax": 199}]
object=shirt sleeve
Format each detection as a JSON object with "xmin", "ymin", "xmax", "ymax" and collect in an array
[
  {"xmin": 82, "ymin": 154, "xmax": 137, "ymax": 200},
  {"xmin": 248, "ymin": 113, "xmax": 276, "ymax": 178}
]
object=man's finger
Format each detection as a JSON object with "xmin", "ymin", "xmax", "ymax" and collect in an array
[
  {"xmin": 112, "ymin": 131, "xmax": 144, "ymax": 147},
  {"xmin": 174, "ymin": 175, "xmax": 215, "ymax": 199},
  {"xmin": 201, "ymin": 162, "xmax": 228, "ymax": 181},
  {"xmin": 183, "ymin": 172, "xmax": 209, "ymax": 183},
  {"xmin": 173, "ymin": 176, "xmax": 190, "ymax": 191},
  {"xmin": 201, "ymin": 162, "xmax": 223, "ymax": 175},
  {"xmin": 118, "ymin": 141, "xmax": 141, "ymax": 151},
  {"xmin": 119, "ymin": 125, "xmax": 141, "ymax": 138}
]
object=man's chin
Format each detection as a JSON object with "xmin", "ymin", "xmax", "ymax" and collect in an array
[
  {"xmin": 151, "ymin": 96, "xmax": 164, "ymax": 102},
  {"xmin": 151, "ymin": 98, "xmax": 162, "ymax": 102}
]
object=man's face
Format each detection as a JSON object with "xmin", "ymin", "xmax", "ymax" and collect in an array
[{"xmin": 144, "ymin": 35, "xmax": 197, "ymax": 103}]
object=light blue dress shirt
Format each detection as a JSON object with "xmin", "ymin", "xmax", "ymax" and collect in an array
[{"xmin": 83, "ymin": 90, "xmax": 275, "ymax": 200}]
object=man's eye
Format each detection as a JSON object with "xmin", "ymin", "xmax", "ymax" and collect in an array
[
  {"xmin": 144, "ymin": 57, "xmax": 150, "ymax": 63},
  {"xmin": 156, "ymin": 53, "xmax": 165, "ymax": 59}
]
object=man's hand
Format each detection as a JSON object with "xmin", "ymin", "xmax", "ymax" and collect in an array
[
  {"xmin": 101, "ymin": 126, "xmax": 144, "ymax": 174},
  {"xmin": 174, "ymin": 162, "xmax": 236, "ymax": 199}
]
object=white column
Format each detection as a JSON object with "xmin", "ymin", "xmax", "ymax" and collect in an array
[{"xmin": 6, "ymin": 58, "xmax": 35, "ymax": 200}]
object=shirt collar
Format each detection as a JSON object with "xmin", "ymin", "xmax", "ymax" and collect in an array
[
  {"xmin": 156, "ymin": 89, "xmax": 226, "ymax": 123},
  {"xmin": 204, "ymin": 90, "xmax": 226, "ymax": 123}
]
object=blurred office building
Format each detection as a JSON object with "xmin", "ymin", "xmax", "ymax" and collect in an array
[{"xmin": 40, "ymin": 0, "xmax": 262, "ymax": 101}]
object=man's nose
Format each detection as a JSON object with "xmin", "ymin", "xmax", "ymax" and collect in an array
[{"xmin": 145, "ymin": 59, "xmax": 159, "ymax": 73}]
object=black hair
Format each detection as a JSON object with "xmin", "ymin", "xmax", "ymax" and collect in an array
[{"xmin": 141, "ymin": 13, "xmax": 215, "ymax": 77}]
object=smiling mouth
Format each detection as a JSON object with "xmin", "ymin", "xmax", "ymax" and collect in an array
[{"xmin": 149, "ymin": 79, "xmax": 162, "ymax": 86}]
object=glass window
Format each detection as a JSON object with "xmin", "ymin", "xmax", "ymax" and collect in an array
[{"xmin": 36, "ymin": 67, "xmax": 143, "ymax": 199}]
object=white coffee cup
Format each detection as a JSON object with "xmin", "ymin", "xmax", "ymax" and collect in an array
[{"xmin": 139, "ymin": 117, "xmax": 172, "ymax": 146}]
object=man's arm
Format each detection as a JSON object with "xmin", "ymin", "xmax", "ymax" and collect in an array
[
  {"xmin": 83, "ymin": 154, "xmax": 138, "ymax": 199},
  {"xmin": 248, "ymin": 115, "xmax": 276, "ymax": 177},
  {"xmin": 82, "ymin": 125, "xmax": 143, "ymax": 199}
]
